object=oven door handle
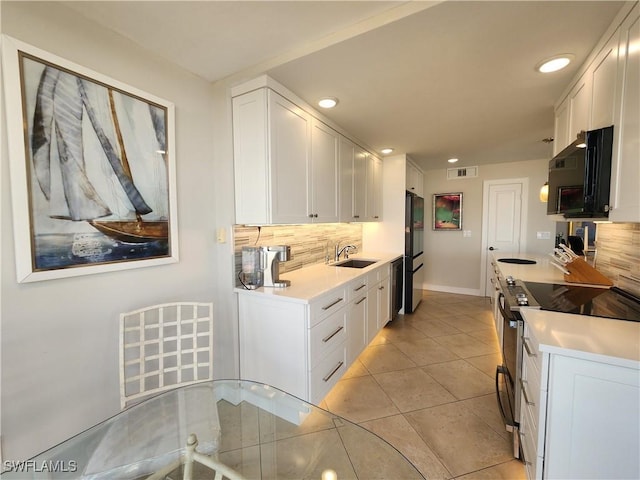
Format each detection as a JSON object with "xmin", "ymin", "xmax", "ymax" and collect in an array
[
  {"xmin": 495, "ymin": 365, "xmax": 516, "ymax": 432},
  {"xmin": 497, "ymin": 293, "xmax": 513, "ymax": 324}
]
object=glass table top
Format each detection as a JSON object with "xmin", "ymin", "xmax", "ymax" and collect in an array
[{"xmin": 2, "ymin": 380, "xmax": 424, "ymax": 479}]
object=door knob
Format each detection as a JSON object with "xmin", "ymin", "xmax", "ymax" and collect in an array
[{"xmin": 489, "ymin": 247, "xmax": 496, "ymax": 251}]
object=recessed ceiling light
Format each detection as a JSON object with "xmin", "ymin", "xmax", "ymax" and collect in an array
[
  {"xmin": 318, "ymin": 97, "xmax": 338, "ymax": 108},
  {"xmin": 536, "ymin": 54, "xmax": 574, "ymax": 73},
  {"xmin": 381, "ymin": 148, "xmax": 394, "ymax": 154},
  {"xmin": 447, "ymin": 158, "xmax": 459, "ymax": 163}
]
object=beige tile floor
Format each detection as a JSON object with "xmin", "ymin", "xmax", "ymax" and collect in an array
[{"xmin": 320, "ymin": 290, "xmax": 527, "ymax": 480}]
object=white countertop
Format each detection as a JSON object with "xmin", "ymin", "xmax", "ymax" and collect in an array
[
  {"xmin": 492, "ymin": 252, "xmax": 608, "ymax": 288},
  {"xmin": 494, "ymin": 252, "xmax": 639, "ymax": 368},
  {"xmin": 522, "ymin": 308, "xmax": 640, "ymax": 368},
  {"xmin": 235, "ymin": 252, "xmax": 402, "ymax": 303}
]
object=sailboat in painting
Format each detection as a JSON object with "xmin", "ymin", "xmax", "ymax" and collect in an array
[{"xmin": 30, "ymin": 63, "xmax": 169, "ymax": 244}]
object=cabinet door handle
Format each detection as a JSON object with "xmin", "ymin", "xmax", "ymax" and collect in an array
[
  {"xmin": 322, "ymin": 298, "xmax": 343, "ymax": 310},
  {"xmin": 354, "ymin": 284, "xmax": 366, "ymax": 292},
  {"xmin": 523, "ymin": 337, "xmax": 537, "ymax": 357},
  {"xmin": 378, "ymin": 285, "xmax": 384, "ymax": 290},
  {"xmin": 355, "ymin": 296, "xmax": 367, "ymax": 305},
  {"xmin": 323, "ymin": 361, "xmax": 344, "ymax": 382},
  {"xmin": 520, "ymin": 378, "xmax": 535, "ymax": 406},
  {"xmin": 322, "ymin": 326, "xmax": 344, "ymax": 343}
]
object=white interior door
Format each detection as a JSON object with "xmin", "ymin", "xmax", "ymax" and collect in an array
[{"xmin": 481, "ymin": 179, "xmax": 528, "ymax": 296}]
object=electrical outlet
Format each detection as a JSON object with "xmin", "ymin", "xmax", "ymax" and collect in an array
[
  {"xmin": 463, "ymin": 230, "xmax": 472, "ymax": 237},
  {"xmin": 537, "ymin": 231, "xmax": 551, "ymax": 240}
]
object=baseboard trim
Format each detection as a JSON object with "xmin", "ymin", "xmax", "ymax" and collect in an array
[{"xmin": 423, "ymin": 284, "xmax": 484, "ymax": 297}]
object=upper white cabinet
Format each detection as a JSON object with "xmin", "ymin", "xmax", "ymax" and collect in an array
[
  {"xmin": 233, "ymin": 77, "xmax": 382, "ymax": 225},
  {"xmin": 553, "ymin": 100, "xmax": 570, "ymax": 156},
  {"xmin": 406, "ymin": 161, "xmax": 424, "ymax": 197},
  {"xmin": 610, "ymin": 4, "xmax": 639, "ymax": 222},
  {"xmin": 310, "ymin": 118, "xmax": 340, "ymax": 223},
  {"xmin": 590, "ymin": 33, "xmax": 619, "ymax": 130},
  {"xmin": 366, "ymin": 153, "xmax": 383, "ymax": 221},
  {"xmin": 233, "ymin": 88, "xmax": 312, "ymax": 224},
  {"xmin": 553, "ymin": 3, "xmax": 639, "ymax": 221},
  {"xmin": 339, "ymin": 138, "xmax": 369, "ymax": 222}
]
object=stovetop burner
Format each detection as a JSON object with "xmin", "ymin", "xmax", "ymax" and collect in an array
[{"xmin": 524, "ymin": 282, "xmax": 640, "ymax": 322}]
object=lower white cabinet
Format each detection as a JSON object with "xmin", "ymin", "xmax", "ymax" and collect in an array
[
  {"xmin": 521, "ymin": 322, "xmax": 640, "ymax": 479},
  {"xmin": 238, "ymin": 261, "xmax": 393, "ymax": 405}
]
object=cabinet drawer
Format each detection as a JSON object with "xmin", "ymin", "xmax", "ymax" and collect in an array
[
  {"xmin": 310, "ymin": 286, "xmax": 348, "ymax": 326},
  {"xmin": 521, "ymin": 353, "xmax": 542, "ymax": 431},
  {"xmin": 347, "ymin": 277, "xmax": 369, "ymax": 302},
  {"xmin": 522, "ymin": 323, "xmax": 541, "ymax": 373},
  {"xmin": 520, "ymin": 398, "xmax": 540, "ymax": 480},
  {"xmin": 310, "ymin": 343, "xmax": 347, "ymax": 404},
  {"xmin": 368, "ymin": 264, "xmax": 390, "ymax": 284},
  {"xmin": 309, "ymin": 307, "xmax": 347, "ymax": 369}
]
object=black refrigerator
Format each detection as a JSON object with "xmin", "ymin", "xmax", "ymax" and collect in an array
[{"xmin": 405, "ymin": 192, "xmax": 424, "ymax": 313}]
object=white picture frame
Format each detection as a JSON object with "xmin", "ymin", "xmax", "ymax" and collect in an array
[{"xmin": 1, "ymin": 35, "xmax": 179, "ymax": 282}]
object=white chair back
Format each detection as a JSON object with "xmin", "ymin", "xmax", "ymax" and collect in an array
[{"xmin": 119, "ymin": 302, "xmax": 214, "ymax": 409}]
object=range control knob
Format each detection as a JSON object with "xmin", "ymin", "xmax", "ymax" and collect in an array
[
  {"xmin": 516, "ymin": 293, "xmax": 529, "ymax": 306},
  {"xmin": 506, "ymin": 276, "xmax": 516, "ymax": 286}
]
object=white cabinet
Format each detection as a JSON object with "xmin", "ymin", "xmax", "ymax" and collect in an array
[
  {"xmin": 239, "ymin": 284, "xmax": 348, "ymax": 404},
  {"xmin": 610, "ymin": 4, "xmax": 640, "ymax": 222},
  {"xmin": 339, "ymin": 138, "xmax": 369, "ymax": 222},
  {"xmin": 519, "ymin": 322, "xmax": 547, "ymax": 480},
  {"xmin": 406, "ymin": 161, "xmax": 424, "ymax": 197},
  {"xmin": 347, "ymin": 291, "xmax": 368, "ymax": 365},
  {"xmin": 366, "ymin": 264, "xmax": 391, "ymax": 344},
  {"xmin": 366, "ymin": 154, "xmax": 383, "ymax": 221},
  {"xmin": 590, "ymin": 33, "xmax": 618, "ymax": 130},
  {"xmin": 544, "ymin": 355, "xmax": 639, "ymax": 479},
  {"xmin": 552, "ymin": 4, "xmax": 639, "ymax": 221},
  {"xmin": 553, "ymin": 100, "xmax": 570, "ymax": 156},
  {"xmin": 233, "ymin": 88, "xmax": 311, "ymax": 224},
  {"xmin": 554, "ymin": 75, "xmax": 592, "ymax": 154},
  {"xmin": 520, "ymin": 321, "xmax": 640, "ymax": 480},
  {"xmin": 238, "ymin": 260, "xmax": 395, "ymax": 404},
  {"xmin": 234, "ymin": 80, "xmax": 383, "ymax": 225},
  {"xmin": 310, "ymin": 119, "xmax": 340, "ymax": 222}
]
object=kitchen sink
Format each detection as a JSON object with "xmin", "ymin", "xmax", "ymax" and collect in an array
[{"xmin": 334, "ymin": 259, "xmax": 378, "ymax": 268}]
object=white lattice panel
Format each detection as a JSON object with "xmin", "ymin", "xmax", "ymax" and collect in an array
[{"xmin": 119, "ymin": 302, "xmax": 214, "ymax": 409}]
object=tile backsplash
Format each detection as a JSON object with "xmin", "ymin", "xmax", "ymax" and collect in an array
[
  {"xmin": 595, "ymin": 222, "xmax": 640, "ymax": 297},
  {"xmin": 233, "ymin": 224, "xmax": 363, "ymax": 284}
]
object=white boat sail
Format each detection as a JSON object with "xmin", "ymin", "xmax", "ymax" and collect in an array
[{"xmin": 31, "ymin": 64, "xmax": 169, "ymax": 243}]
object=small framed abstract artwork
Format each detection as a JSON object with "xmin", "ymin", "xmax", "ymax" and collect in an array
[
  {"xmin": 433, "ymin": 193, "xmax": 462, "ymax": 230},
  {"xmin": 1, "ymin": 35, "xmax": 179, "ymax": 282}
]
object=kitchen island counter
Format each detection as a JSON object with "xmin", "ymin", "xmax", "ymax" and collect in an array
[
  {"xmin": 521, "ymin": 308, "xmax": 640, "ymax": 367},
  {"xmin": 492, "ymin": 252, "xmax": 609, "ymax": 288}
]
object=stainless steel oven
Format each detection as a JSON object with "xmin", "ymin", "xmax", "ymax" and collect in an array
[{"xmin": 495, "ymin": 277, "xmax": 539, "ymax": 459}]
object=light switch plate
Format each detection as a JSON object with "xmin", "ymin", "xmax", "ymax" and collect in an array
[
  {"xmin": 537, "ymin": 231, "xmax": 551, "ymax": 240},
  {"xmin": 463, "ymin": 230, "xmax": 472, "ymax": 237}
]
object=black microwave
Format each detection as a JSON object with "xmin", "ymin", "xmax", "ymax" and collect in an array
[{"xmin": 547, "ymin": 125, "xmax": 613, "ymax": 218}]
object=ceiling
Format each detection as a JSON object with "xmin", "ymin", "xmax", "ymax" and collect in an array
[{"xmin": 62, "ymin": 1, "xmax": 626, "ymax": 170}]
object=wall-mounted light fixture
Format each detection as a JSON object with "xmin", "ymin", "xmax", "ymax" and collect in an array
[{"xmin": 539, "ymin": 182, "xmax": 549, "ymax": 202}]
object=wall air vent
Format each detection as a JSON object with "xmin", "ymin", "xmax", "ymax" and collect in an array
[{"xmin": 447, "ymin": 166, "xmax": 478, "ymax": 179}]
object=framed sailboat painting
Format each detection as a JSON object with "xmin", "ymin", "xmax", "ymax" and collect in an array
[{"xmin": 1, "ymin": 36, "xmax": 179, "ymax": 282}]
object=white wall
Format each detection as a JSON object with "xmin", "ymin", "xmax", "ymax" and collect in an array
[
  {"xmin": 0, "ymin": 2, "xmax": 238, "ymax": 460},
  {"xmin": 423, "ymin": 158, "xmax": 555, "ymax": 295}
]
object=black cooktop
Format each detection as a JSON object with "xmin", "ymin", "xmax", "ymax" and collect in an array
[{"xmin": 524, "ymin": 282, "xmax": 640, "ymax": 322}]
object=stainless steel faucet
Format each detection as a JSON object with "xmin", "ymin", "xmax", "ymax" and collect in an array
[{"xmin": 335, "ymin": 243, "xmax": 357, "ymax": 261}]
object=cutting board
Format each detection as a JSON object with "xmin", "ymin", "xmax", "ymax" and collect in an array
[{"xmin": 564, "ymin": 258, "xmax": 614, "ymax": 286}]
